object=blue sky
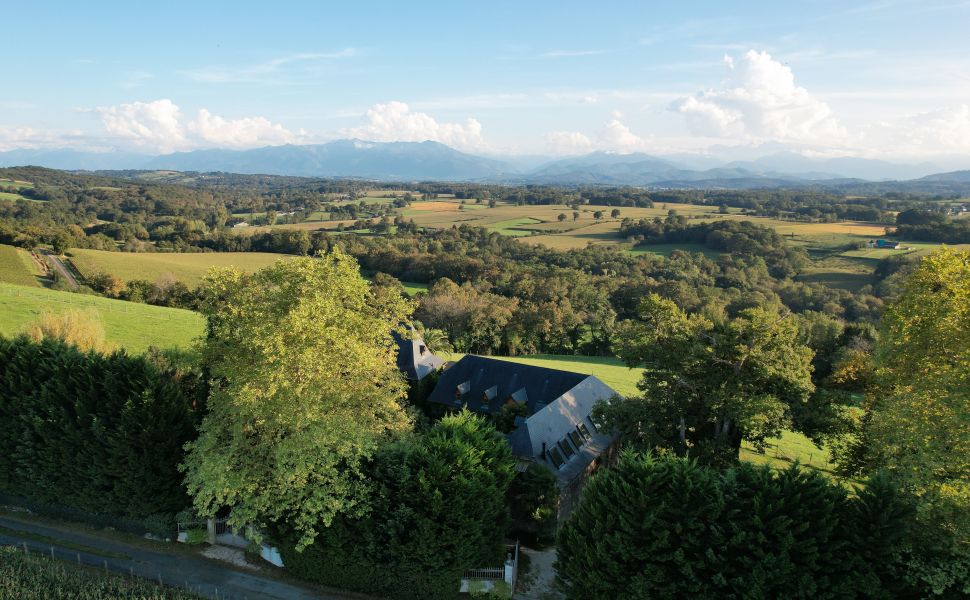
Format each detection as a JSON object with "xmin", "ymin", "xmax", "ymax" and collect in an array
[{"xmin": 3, "ymin": 0, "xmax": 970, "ymax": 159}]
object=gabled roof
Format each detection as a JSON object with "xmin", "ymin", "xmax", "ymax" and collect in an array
[
  {"xmin": 427, "ymin": 355, "xmax": 588, "ymax": 415},
  {"xmin": 393, "ymin": 329, "xmax": 444, "ymax": 380}
]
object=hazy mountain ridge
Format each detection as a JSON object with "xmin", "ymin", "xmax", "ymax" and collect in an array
[{"xmin": 2, "ymin": 140, "xmax": 969, "ymax": 192}]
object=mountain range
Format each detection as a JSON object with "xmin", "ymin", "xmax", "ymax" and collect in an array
[{"xmin": 1, "ymin": 140, "xmax": 968, "ymax": 192}]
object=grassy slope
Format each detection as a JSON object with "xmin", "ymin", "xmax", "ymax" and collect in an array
[
  {"xmin": 0, "ymin": 244, "xmax": 43, "ymax": 287},
  {"xmin": 459, "ymin": 353, "xmax": 835, "ymax": 475},
  {"xmin": 69, "ymin": 248, "xmax": 428, "ymax": 295},
  {"xmin": 0, "ymin": 283, "xmax": 204, "ymax": 352}
]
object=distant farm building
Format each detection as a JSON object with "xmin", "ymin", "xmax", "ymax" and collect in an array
[{"xmin": 870, "ymin": 239, "xmax": 901, "ymax": 249}]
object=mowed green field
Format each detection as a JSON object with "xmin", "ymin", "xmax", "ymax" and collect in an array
[
  {"xmin": 0, "ymin": 244, "xmax": 44, "ymax": 287},
  {"xmin": 69, "ymin": 249, "xmax": 296, "ymax": 286},
  {"xmin": 0, "ymin": 282, "xmax": 204, "ymax": 352},
  {"xmin": 69, "ymin": 248, "xmax": 429, "ymax": 295},
  {"xmin": 453, "ymin": 352, "xmax": 835, "ymax": 475}
]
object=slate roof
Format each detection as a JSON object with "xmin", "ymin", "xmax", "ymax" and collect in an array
[
  {"xmin": 393, "ymin": 329, "xmax": 444, "ymax": 380},
  {"xmin": 426, "ymin": 355, "xmax": 589, "ymax": 416},
  {"xmin": 506, "ymin": 417, "xmax": 533, "ymax": 457}
]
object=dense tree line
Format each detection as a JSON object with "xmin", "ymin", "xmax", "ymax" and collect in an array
[
  {"xmin": 0, "ymin": 337, "xmax": 202, "ymax": 518},
  {"xmin": 558, "ymin": 453, "xmax": 931, "ymax": 599},
  {"xmin": 619, "ymin": 217, "xmax": 807, "ymax": 277},
  {"xmin": 331, "ymin": 225, "xmax": 882, "ymax": 355},
  {"xmin": 891, "ymin": 208, "xmax": 970, "ymax": 243}
]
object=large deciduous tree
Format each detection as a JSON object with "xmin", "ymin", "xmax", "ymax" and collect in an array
[
  {"xmin": 844, "ymin": 248, "xmax": 970, "ymax": 593},
  {"xmin": 181, "ymin": 251, "xmax": 412, "ymax": 549},
  {"xmin": 604, "ymin": 294, "xmax": 815, "ymax": 465}
]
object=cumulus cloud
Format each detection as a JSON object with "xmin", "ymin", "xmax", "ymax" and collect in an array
[
  {"xmin": 545, "ymin": 118, "xmax": 647, "ymax": 155},
  {"xmin": 188, "ymin": 109, "xmax": 303, "ymax": 149},
  {"xmin": 340, "ymin": 101, "xmax": 488, "ymax": 151},
  {"xmin": 97, "ymin": 99, "xmax": 187, "ymax": 153},
  {"xmin": 600, "ymin": 119, "xmax": 644, "ymax": 152},
  {"xmin": 672, "ymin": 50, "xmax": 847, "ymax": 145},
  {"xmin": 544, "ymin": 131, "xmax": 594, "ymax": 155},
  {"xmin": 94, "ymin": 99, "xmax": 302, "ymax": 153}
]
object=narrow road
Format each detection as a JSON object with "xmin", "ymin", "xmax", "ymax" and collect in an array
[
  {"xmin": 41, "ymin": 250, "xmax": 79, "ymax": 289},
  {"xmin": 0, "ymin": 516, "xmax": 361, "ymax": 600}
]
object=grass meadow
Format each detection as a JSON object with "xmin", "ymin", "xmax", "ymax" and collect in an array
[
  {"xmin": 0, "ymin": 282, "xmax": 204, "ymax": 352},
  {"xmin": 68, "ymin": 249, "xmax": 296, "ymax": 286}
]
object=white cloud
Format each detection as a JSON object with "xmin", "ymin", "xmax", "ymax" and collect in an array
[
  {"xmin": 600, "ymin": 119, "xmax": 645, "ymax": 152},
  {"xmin": 544, "ymin": 119, "xmax": 647, "ymax": 155},
  {"xmin": 340, "ymin": 101, "xmax": 488, "ymax": 152},
  {"xmin": 580, "ymin": 95, "xmax": 599, "ymax": 104},
  {"xmin": 672, "ymin": 50, "xmax": 847, "ymax": 145},
  {"xmin": 864, "ymin": 103, "xmax": 970, "ymax": 156},
  {"xmin": 94, "ymin": 99, "xmax": 301, "ymax": 153},
  {"xmin": 544, "ymin": 131, "xmax": 594, "ymax": 155},
  {"xmin": 188, "ymin": 109, "xmax": 303, "ymax": 149},
  {"xmin": 97, "ymin": 99, "xmax": 187, "ymax": 153},
  {"xmin": 0, "ymin": 126, "xmax": 82, "ymax": 151}
]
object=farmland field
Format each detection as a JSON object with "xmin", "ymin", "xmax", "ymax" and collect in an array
[
  {"xmin": 68, "ymin": 248, "xmax": 428, "ymax": 295},
  {"xmin": 627, "ymin": 242, "xmax": 721, "ymax": 258},
  {"xmin": 0, "ymin": 244, "xmax": 44, "ymax": 287},
  {"xmin": 0, "ymin": 177, "xmax": 33, "ymax": 188},
  {"xmin": 0, "ymin": 283, "xmax": 204, "ymax": 352},
  {"xmin": 69, "ymin": 249, "xmax": 296, "ymax": 286},
  {"xmin": 285, "ymin": 197, "xmax": 898, "ymax": 256}
]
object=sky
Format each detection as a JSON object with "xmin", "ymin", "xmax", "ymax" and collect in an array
[{"xmin": 3, "ymin": 0, "xmax": 970, "ymax": 161}]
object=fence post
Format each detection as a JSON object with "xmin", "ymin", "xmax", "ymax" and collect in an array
[{"xmin": 207, "ymin": 517, "xmax": 217, "ymax": 544}]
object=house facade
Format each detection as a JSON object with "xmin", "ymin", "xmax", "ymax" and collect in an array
[{"xmin": 426, "ymin": 355, "xmax": 619, "ymax": 497}]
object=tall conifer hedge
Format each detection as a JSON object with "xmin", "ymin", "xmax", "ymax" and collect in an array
[{"xmin": 0, "ymin": 336, "xmax": 199, "ymax": 520}]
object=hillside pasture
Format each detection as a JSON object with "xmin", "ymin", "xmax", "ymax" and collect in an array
[
  {"xmin": 627, "ymin": 242, "xmax": 721, "ymax": 258},
  {"xmin": 0, "ymin": 244, "xmax": 45, "ymax": 287},
  {"xmin": 0, "ymin": 177, "xmax": 33, "ymax": 188},
  {"xmin": 0, "ymin": 282, "xmax": 204, "ymax": 352}
]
